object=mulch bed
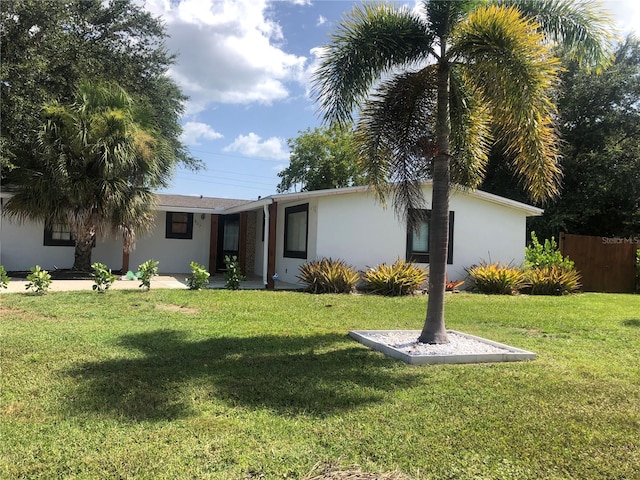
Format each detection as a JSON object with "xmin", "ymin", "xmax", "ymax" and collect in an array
[{"xmin": 8, "ymin": 269, "xmax": 95, "ymax": 280}]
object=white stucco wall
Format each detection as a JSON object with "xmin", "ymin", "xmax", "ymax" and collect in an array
[
  {"xmin": 315, "ymin": 191, "xmax": 405, "ymax": 270},
  {"xmin": 0, "ymin": 215, "xmax": 77, "ymax": 271},
  {"xmin": 98, "ymin": 211, "xmax": 211, "ymax": 273},
  {"xmin": 0, "ymin": 209, "xmax": 211, "ymax": 273},
  {"xmin": 449, "ymin": 190, "xmax": 528, "ymax": 279},
  {"xmin": 310, "ymin": 186, "xmax": 530, "ymax": 284}
]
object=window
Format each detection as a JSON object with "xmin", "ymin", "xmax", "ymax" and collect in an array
[
  {"xmin": 406, "ymin": 210, "xmax": 454, "ymax": 264},
  {"xmin": 165, "ymin": 212, "xmax": 193, "ymax": 239},
  {"xmin": 284, "ymin": 203, "xmax": 308, "ymax": 258},
  {"xmin": 44, "ymin": 223, "xmax": 74, "ymax": 246},
  {"xmin": 222, "ymin": 216, "xmax": 239, "ymax": 251}
]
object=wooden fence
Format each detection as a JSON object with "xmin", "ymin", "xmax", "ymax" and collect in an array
[{"xmin": 559, "ymin": 233, "xmax": 638, "ymax": 293}]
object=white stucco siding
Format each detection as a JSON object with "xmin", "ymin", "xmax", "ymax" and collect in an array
[
  {"xmin": 448, "ymin": 191, "xmax": 528, "ymax": 280},
  {"xmin": 0, "ymin": 216, "xmax": 76, "ymax": 271},
  {"xmin": 0, "ymin": 210, "xmax": 211, "ymax": 273},
  {"xmin": 116, "ymin": 211, "xmax": 211, "ymax": 273},
  {"xmin": 315, "ymin": 192, "xmax": 405, "ymax": 270},
  {"xmin": 312, "ymin": 187, "xmax": 530, "ymax": 283}
]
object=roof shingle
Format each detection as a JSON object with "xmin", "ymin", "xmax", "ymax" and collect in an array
[{"xmin": 156, "ymin": 194, "xmax": 251, "ymax": 211}]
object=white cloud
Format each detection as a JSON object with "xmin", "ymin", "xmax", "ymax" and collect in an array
[
  {"xmin": 143, "ymin": 0, "xmax": 308, "ymax": 115},
  {"xmin": 603, "ymin": 0, "xmax": 640, "ymax": 37},
  {"xmin": 180, "ymin": 121, "xmax": 223, "ymax": 145},
  {"xmin": 223, "ymin": 133, "xmax": 290, "ymax": 160},
  {"xmin": 302, "ymin": 46, "xmax": 327, "ymax": 99},
  {"xmin": 316, "ymin": 15, "xmax": 327, "ymax": 26}
]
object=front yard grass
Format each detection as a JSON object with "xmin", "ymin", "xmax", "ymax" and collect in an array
[{"xmin": 1, "ymin": 290, "xmax": 638, "ymax": 479}]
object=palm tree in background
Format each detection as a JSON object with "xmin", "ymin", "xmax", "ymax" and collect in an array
[
  {"xmin": 313, "ymin": 0, "xmax": 614, "ymax": 343},
  {"xmin": 4, "ymin": 82, "xmax": 173, "ymax": 271}
]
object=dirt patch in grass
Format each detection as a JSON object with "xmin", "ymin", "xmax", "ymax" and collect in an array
[
  {"xmin": 0, "ymin": 305, "xmax": 52, "ymax": 322},
  {"xmin": 303, "ymin": 463, "xmax": 411, "ymax": 480},
  {"xmin": 155, "ymin": 304, "xmax": 199, "ymax": 315}
]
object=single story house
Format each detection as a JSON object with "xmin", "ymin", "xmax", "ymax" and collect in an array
[{"xmin": 0, "ymin": 183, "xmax": 543, "ymax": 288}]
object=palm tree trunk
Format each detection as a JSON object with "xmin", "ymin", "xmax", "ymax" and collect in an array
[
  {"xmin": 419, "ymin": 58, "xmax": 451, "ymax": 344},
  {"xmin": 73, "ymin": 235, "xmax": 94, "ymax": 271}
]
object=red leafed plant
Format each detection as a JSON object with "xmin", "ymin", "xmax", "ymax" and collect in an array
[{"xmin": 446, "ymin": 279, "xmax": 464, "ymax": 291}]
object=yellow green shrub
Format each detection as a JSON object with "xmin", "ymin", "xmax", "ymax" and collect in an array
[
  {"xmin": 466, "ymin": 262, "xmax": 526, "ymax": 295},
  {"xmin": 297, "ymin": 258, "xmax": 359, "ymax": 294},
  {"xmin": 362, "ymin": 260, "xmax": 427, "ymax": 296},
  {"xmin": 525, "ymin": 265, "xmax": 581, "ymax": 295}
]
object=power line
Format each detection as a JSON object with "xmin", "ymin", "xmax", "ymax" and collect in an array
[
  {"xmin": 197, "ymin": 167, "xmax": 278, "ymax": 180},
  {"xmin": 170, "ymin": 176, "xmax": 273, "ymax": 192},
  {"xmin": 174, "ymin": 173, "xmax": 275, "ymax": 187}
]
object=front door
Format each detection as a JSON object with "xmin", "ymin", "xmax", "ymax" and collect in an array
[{"xmin": 216, "ymin": 214, "xmax": 240, "ymax": 271}]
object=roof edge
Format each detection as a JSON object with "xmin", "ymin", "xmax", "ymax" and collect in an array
[{"xmin": 222, "ymin": 182, "xmax": 543, "ymax": 216}]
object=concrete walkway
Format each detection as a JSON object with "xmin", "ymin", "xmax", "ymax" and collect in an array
[
  {"xmin": 1, "ymin": 274, "xmax": 303, "ymax": 294},
  {"xmin": 1, "ymin": 274, "xmax": 188, "ymax": 294}
]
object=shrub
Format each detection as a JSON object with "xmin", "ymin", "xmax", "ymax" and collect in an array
[
  {"xmin": 525, "ymin": 231, "xmax": 574, "ymax": 269},
  {"xmin": 138, "ymin": 259, "xmax": 159, "ymax": 290},
  {"xmin": 224, "ymin": 255, "xmax": 245, "ymax": 290},
  {"xmin": 523, "ymin": 232, "xmax": 581, "ymax": 295},
  {"xmin": 187, "ymin": 261, "xmax": 210, "ymax": 290},
  {"xmin": 297, "ymin": 258, "xmax": 359, "ymax": 294},
  {"xmin": 525, "ymin": 265, "xmax": 581, "ymax": 295},
  {"xmin": 362, "ymin": 260, "xmax": 427, "ymax": 296},
  {"xmin": 91, "ymin": 262, "xmax": 117, "ymax": 293},
  {"xmin": 466, "ymin": 262, "xmax": 526, "ymax": 295},
  {"xmin": 0, "ymin": 266, "xmax": 9, "ymax": 289},
  {"xmin": 25, "ymin": 265, "xmax": 52, "ymax": 294}
]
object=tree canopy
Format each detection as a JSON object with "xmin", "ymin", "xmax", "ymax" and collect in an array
[
  {"xmin": 4, "ymin": 82, "xmax": 168, "ymax": 271},
  {"xmin": 0, "ymin": 0, "xmax": 198, "ymax": 175},
  {"xmin": 277, "ymin": 125, "xmax": 364, "ymax": 193},
  {"xmin": 483, "ymin": 36, "xmax": 640, "ymax": 239}
]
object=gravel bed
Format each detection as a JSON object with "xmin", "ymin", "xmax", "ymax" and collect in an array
[{"xmin": 364, "ymin": 331, "xmax": 512, "ymax": 356}]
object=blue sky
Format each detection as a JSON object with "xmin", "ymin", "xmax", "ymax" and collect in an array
[{"xmin": 144, "ymin": 0, "xmax": 640, "ymax": 201}]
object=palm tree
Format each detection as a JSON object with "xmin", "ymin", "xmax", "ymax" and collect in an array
[
  {"xmin": 313, "ymin": 0, "xmax": 614, "ymax": 343},
  {"xmin": 4, "ymin": 82, "xmax": 173, "ymax": 271}
]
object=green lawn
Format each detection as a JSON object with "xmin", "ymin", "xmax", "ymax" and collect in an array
[{"xmin": 1, "ymin": 290, "xmax": 638, "ymax": 479}]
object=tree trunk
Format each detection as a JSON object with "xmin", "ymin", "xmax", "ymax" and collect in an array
[
  {"xmin": 73, "ymin": 236, "xmax": 94, "ymax": 271},
  {"xmin": 419, "ymin": 56, "xmax": 451, "ymax": 344},
  {"xmin": 121, "ymin": 249, "xmax": 130, "ymax": 273}
]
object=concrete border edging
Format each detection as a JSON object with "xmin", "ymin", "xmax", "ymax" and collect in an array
[{"xmin": 349, "ymin": 330, "xmax": 537, "ymax": 365}]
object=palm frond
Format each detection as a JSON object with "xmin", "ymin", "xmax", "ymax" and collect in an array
[
  {"xmin": 425, "ymin": 0, "xmax": 488, "ymax": 39},
  {"xmin": 312, "ymin": 2, "xmax": 434, "ymax": 126},
  {"xmin": 448, "ymin": 67, "xmax": 493, "ymax": 188},
  {"xmin": 356, "ymin": 67, "xmax": 439, "ymax": 222},
  {"xmin": 452, "ymin": 4, "xmax": 563, "ymax": 202},
  {"xmin": 496, "ymin": 0, "xmax": 616, "ymax": 72}
]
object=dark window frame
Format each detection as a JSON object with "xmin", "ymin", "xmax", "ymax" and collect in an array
[
  {"xmin": 406, "ymin": 210, "xmax": 454, "ymax": 264},
  {"xmin": 283, "ymin": 203, "xmax": 309, "ymax": 259},
  {"xmin": 43, "ymin": 223, "xmax": 75, "ymax": 247},
  {"xmin": 165, "ymin": 212, "xmax": 194, "ymax": 239}
]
